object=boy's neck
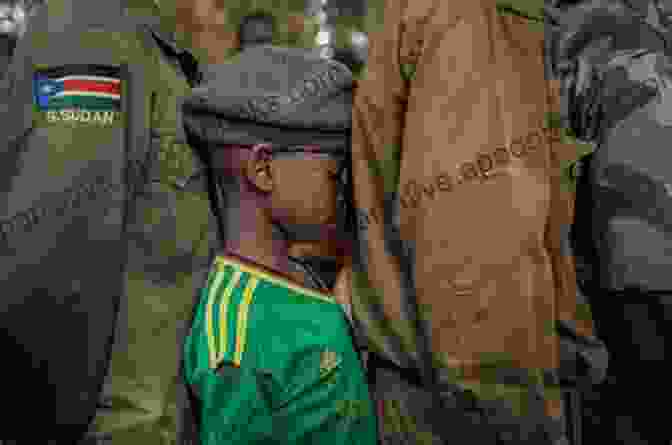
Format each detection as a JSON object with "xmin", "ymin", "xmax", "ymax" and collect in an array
[
  {"xmin": 224, "ymin": 232, "xmax": 290, "ymax": 273},
  {"xmin": 222, "ymin": 241, "xmax": 291, "ymax": 279},
  {"xmin": 222, "ymin": 204, "xmax": 304, "ymax": 283}
]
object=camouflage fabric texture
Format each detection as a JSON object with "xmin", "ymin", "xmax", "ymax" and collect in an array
[
  {"xmin": 546, "ymin": 0, "xmax": 672, "ymax": 442},
  {"xmin": 2, "ymin": 0, "xmax": 141, "ymax": 440},
  {"xmin": 350, "ymin": 0, "xmax": 600, "ymax": 443},
  {"xmin": 545, "ymin": 0, "xmax": 672, "ymax": 143},
  {"xmin": 89, "ymin": 20, "xmax": 217, "ymax": 445},
  {"xmin": 0, "ymin": 0, "xmax": 217, "ymax": 443},
  {"xmin": 371, "ymin": 366, "xmax": 569, "ymax": 445}
]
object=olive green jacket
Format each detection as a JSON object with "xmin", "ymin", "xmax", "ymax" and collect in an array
[{"xmin": 0, "ymin": 1, "xmax": 216, "ymax": 443}]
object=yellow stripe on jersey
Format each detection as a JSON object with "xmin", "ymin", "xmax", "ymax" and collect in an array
[
  {"xmin": 205, "ymin": 269, "xmax": 227, "ymax": 370},
  {"xmin": 207, "ymin": 269, "xmax": 243, "ymax": 370},
  {"xmin": 233, "ymin": 277, "xmax": 260, "ymax": 367},
  {"xmin": 213, "ymin": 255, "xmax": 336, "ymax": 304},
  {"xmin": 214, "ymin": 270, "xmax": 243, "ymax": 368}
]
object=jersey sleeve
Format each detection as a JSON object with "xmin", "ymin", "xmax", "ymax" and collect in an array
[
  {"xmin": 268, "ymin": 345, "xmax": 377, "ymax": 445},
  {"xmin": 184, "ymin": 288, "xmax": 275, "ymax": 444},
  {"xmin": 200, "ymin": 363, "xmax": 274, "ymax": 444}
]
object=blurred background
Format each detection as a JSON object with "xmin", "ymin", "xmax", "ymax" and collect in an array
[
  {"xmin": 1, "ymin": 0, "xmax": 383, "ymax": 78},
  {"xmin": 168, "ymin": 0, "xmax": 379, "ymax": 72},
  {"xmin": 0, "ymin": 0, "xmax": 44, "ymax": 78}
]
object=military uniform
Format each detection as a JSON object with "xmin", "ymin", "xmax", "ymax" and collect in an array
[
  {"xmin": 350, "ymin": 0, "xmax": 600, "ymax": 444},
  {"xmin": 87, "ymin": 33, "xmax": 215, "ymax": 445},
  {"xmin": 0, "ymin": 1, "xmax": 216, "ymax": 443},
  {"xmin": 184, "ymin": 255, "xmax": 378, "ymax": 445},
  {"xmin": 547, "ymin": 1, "xmax": 672, "ymax": 443}
]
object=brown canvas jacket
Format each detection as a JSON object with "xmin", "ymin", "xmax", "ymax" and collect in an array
[{"xmin": 351, "ymin": 0, "xmax": 598, "ymax": 434}]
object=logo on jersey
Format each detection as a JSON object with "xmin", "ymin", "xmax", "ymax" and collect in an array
[
  {"xmin": 319, "ymin": 349, "xmax": 341, "ymax": 382},
  {"xmin": 33, "ymin": 64, "xmax": 122, "ymax": 125}
]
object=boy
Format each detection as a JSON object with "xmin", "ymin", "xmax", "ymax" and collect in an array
[{"xmin": 181, "ymin": 45, "xmax": 377, "ymax": 445}]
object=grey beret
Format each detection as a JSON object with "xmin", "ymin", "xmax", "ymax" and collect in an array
[{"xmin": 183, "ymin": 45, "xmax": 353, "ymax": 155}]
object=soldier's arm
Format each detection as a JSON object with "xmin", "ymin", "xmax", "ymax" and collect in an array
[
  {"xmin": 349, "ymin": 0, "xmax": 422, "ymax": 355},
  {"xmin": 147, "ymin": 40, "xmax": 214, "ymax": 256},
  {"xmin": 545, "ymin": 78, "xmax": 608, "ymax": 386}
]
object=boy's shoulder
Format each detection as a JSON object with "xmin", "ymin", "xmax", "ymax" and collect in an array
[
  {"xmin": 197, "ymin": 254, "xmax": 346, "ymax": 369},
  {"xmin": 211, "ymin": 254, "xmax": 337, "ymax": 305}
]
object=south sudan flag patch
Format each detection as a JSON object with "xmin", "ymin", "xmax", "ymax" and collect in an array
[{"xmin": 33, "ymin": 64, "xmax": 122, "ymax": 112}]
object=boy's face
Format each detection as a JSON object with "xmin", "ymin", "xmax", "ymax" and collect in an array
[
  {"xmin": 239, "ymin": 144, "xmax": 349, "ymax": 242},
  {"xmin": 269, "ymin": 154, "xmax": 343, "ymax": 230}
]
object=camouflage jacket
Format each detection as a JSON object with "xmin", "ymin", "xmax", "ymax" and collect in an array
[
  {"xmin": 351, "ymin": 0, "xmax": 599, "ymax": 443},
  {"xmin": 0, "ymin": 1, "xmax": 217, "ymax": 443}
]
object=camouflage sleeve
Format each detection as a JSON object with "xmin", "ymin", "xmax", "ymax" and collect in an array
[
  {"xmin": 545, "ymin": 77, "xmax": 597, "ymax": 340},
  {"xmin": 349, "ymin": 0, "xmax": 423, "ymax": 364},
  {"xmin": 544, "ymin": 0, "xmax": 667, "ymax": 143},
  {"xmin": 118, "ymin": 39, "xmax": 216, "ymax": 444},
  {"xmin": 148, "ymin": 48, "xmax": 214, "ymax": 268},
  {"xmin": 545, "ymin": 77, "xmax": 609, "ymax": 389}
]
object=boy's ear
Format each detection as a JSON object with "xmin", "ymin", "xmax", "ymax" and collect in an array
[{"xmin": 244, "ymin": 145, "xmax": 274, "ymax": 193}]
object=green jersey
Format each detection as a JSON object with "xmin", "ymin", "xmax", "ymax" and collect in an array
[{"xmin": 184, "ymin": 255, "xmax": 379, "ymax": 445}]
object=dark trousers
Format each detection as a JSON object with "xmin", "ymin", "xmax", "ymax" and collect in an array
[{"xmin": 585, "ymin": 292, "xmax": 671, "ymax": 444}]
